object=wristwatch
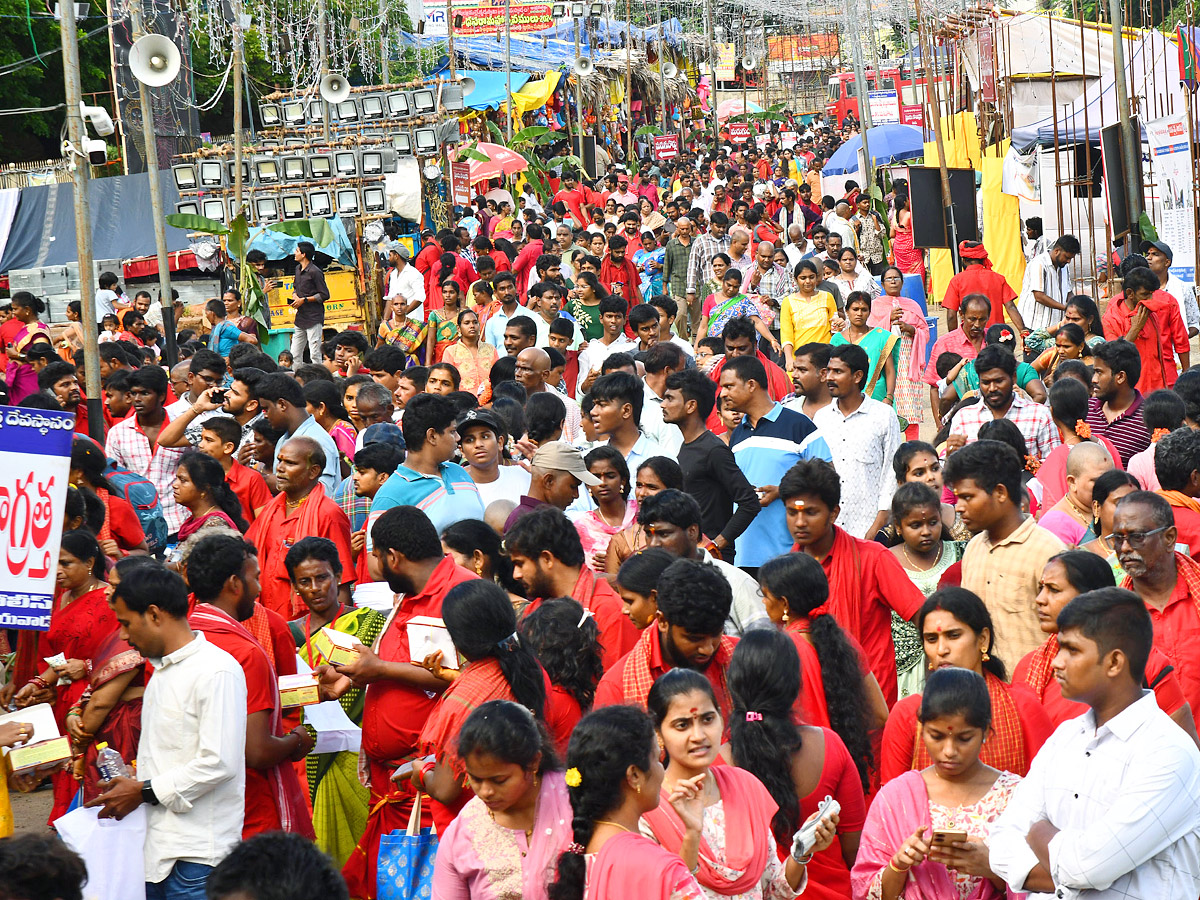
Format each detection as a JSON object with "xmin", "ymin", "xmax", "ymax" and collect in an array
[{"xmin": 140, "ymin": 780, "xmax": 160, "ymax": 806}]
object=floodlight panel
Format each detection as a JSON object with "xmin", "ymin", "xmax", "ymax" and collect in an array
[
  {"xmin": 282, "ymin": 156, "xmax": 307, "ymax": 181},
  {"xmin": 172, "ymin": 164, "xmax": 197, "ymax": 190}
]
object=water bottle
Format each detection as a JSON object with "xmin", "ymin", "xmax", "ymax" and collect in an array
[{"xmin": 96, "ymin": 742, "xmax": 131, "ymax": 781}]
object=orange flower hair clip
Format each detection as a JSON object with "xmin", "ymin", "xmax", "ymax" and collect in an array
[
  {"xmin": 1074, "ymin": 419, "xmax": 1092, "ymax": 439},
  {"xmin": 1024, "ymin": 455, "xmax": 1041, "ymax": 474},
  {"xmin": 1152, "ymin": 428, "xmax": 1172, "ymax": 443}
]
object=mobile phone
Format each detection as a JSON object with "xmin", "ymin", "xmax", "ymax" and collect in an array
[
  {"xmin": 210, "ymin": 389, "xmax": 227, "ymax": 403},
  {"xmin": 931, "ymin": 830, "xmax": 968, "ymax": 846}
]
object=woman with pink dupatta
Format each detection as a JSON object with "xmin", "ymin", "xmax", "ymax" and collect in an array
[
  {"xmin": 641, "ymin": 669, "xmax": 840, "ymax": 900},
  {"xmin": 548, "ymin": 706, "xmax": 705, "ymax": 900},
  {"xmin": 869, "ymin": 267, "xmax": 929, "ymax": 440},
  {"xmin": 432, "ymin": 700, "xmax": 570, "ymax": 900},
  {"xmin": 851, "ymin": 668, "xmax": 1021, "ymax": 900},
  {"xmin": 4, "ymin": 293, "xmax": 52, "ymax": 403}
]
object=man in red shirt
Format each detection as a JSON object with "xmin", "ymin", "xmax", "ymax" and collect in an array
[
  {"xmin": 552, "ymin": 171, "xmax": 592, "ymax": 228},
  {"xmin": 413, "ymin": 229, "xmax": 441, "ymax": 277},
  {"xmin": 186, "ymin": 534, "xmax": 315, "ymax": 839},
  {"xmin": 1116, "ymin": 490, "xmax": 1200, "ymax": 732},
  {"xmin": 598, "ymin": 234, "xmax": 643, "ymax": 310},
  {"xmin": 942, "ymin": 241, "xmax": 1026, "ymax": 332},
  {"xmin": 198, "ymin": 416, "xmax": 271, "ymax": 525},
  {"xmin": 504, "ymin": 506, "xmax": 638, "ymax": 670},
  {"xmin": 511, "ymin": 222, "xmax": 549, "ymax": 302},
  {"xmin": 594, "ymin": 557, "xmax": 738, "ymax": 715},
  {"xmin": 327, "ymin": 506, "xmax": 476, "ymax": 899},
  {"xmin": 1102, "ymin": 264, "xmax": 1190, "ymax": 393},
  {"xmin": 781, "ymin": 457, "xmax": 924, "ymax": 708},
  {"xmin": 1154, "ymin": 427, "xmax": 1200, "ymax": 554}
]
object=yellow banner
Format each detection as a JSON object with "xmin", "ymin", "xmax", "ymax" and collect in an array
[{"xmin": 716, "ymin": 44, "xmax": 737, "ymax": 81}]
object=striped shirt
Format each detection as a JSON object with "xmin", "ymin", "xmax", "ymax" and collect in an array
[
  {"xmin": 1086, "ymin": 394, "xmax": 1151, "ymax": 468},
  {"xmin": 365, "ymin": 461, "xmax": 484, "ymax": 550},
  {"xmin": 729, "ymin": 402, "xmax": 832, "ymax": 567},
  {"xmin": 948, "ymin": 393, "xmax": 1061, "ymax": 462},
  {"xmin": 685, "ymin": 232, "xmax": 732, "ymax": 295}
]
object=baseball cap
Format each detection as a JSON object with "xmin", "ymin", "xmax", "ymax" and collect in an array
[
  {"xmin": 455, "ymin": 407, "xmax": 507, "ymax": 439},
  {"xmin": 363, "ymin": 422, "xmax": 406, "ymax": 450},
  {"xmin": 530, "ymin": 440, "xmax": 601, "ymax": 486},
  {"xmin": 1140, "ymin": 239, "xmax": 1173, "ymax": 262}
]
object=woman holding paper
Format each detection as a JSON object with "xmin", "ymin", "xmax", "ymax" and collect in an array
[
  {"xmin": 11, "ymin": 530, "xmax": 114, "ymax": 823},
  {"xmin": 415, "ymin": 580, "xmax": 575, "ymax": 833},
  {"xmin": 285, "ymin": 537, "xmax": 386, "ymax": 868}
]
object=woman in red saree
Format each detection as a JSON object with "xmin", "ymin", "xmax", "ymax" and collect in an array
[
  {"xmin": 723, "ymin": 629, "xmax": 866, "ymax": 900},
  {"xmin": 1016, "ymin": 551, "xmax": 1196, "ymax": 736},
  {"xmin": 414, "ymin": 580, "xmax": 573, "ymax": 833},
  {"xmin": 11, "ymin": 530, "xmax": 114, "ymax": 822},
  {"xmin": 642, "ymin": 668, "xmax": 838, "ymax": 900},
  {"xmin": 852, "ymin": 668, "xmax": 1020, "ymax": 900},
  {"xmin": 756, "ymin": 552, "xmax": 885, "ymax": 791},
  {"xmin": 888, "ymin": 193, "xmax": 925, "ymax": 283},
  {"xmin": 3, "ymin": 292, "xmax": 52, "ymax": 403},
  {"xmin": 173, "ymin": 450, "xmax": 249, "ymax": 545},
  {"xmin": 880, "ymin": 588, "xmax": 1053, "ymax": 783},
  {"xmin": 547, "ymin": 705, "xmax": 705, "ymax": 900}
]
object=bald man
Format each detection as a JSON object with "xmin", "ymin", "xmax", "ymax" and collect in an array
[
  {"xmin": 246, "ymin": 436, "xmax": 355, "ymax": 617},
  {"xmin": 782, "ymin": 224, "xmax": 807, "ymax": 270},
  {"xmin": 515, "ymin": 346, "xmax": 582, "ymax": 443},
  {"xmin": 663, "ymin": 216, "xmax": 696, "ymax": 340},
  {"xmin": 1038, "ymin": 441, "xmax": 1115, "ymax": 545}
]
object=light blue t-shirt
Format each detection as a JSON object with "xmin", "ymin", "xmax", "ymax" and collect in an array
[
  {"xmin": 275, "ymin": 414, "xmax": 342, "ymax": 494},
  {"xmin": 365, "ymin": 461, "xmax": 485, "ymax": 549}
]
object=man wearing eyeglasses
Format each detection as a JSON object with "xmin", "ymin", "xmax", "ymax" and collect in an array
[{"xmin": 1114, "ymin": 489, "xmax": 1200, "ymax": 734}]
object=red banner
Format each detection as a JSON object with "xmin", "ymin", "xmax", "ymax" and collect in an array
[
  {"xmin": 451, "ymin": 4, "xmax": 553, "ymax": 35},
  {"xmin": 767, "ymin": 33, "xmax": 839, "ymax": 61},
  {"xmin": 900, "ymin": 105, "xmax": 925, "ymax": 128},
  {"xmin": 652, "ymin": 134, "xmax": 680, "ymax": 160},
  {"xmin": 728, "ymin": 123, "xmax": 751, "ymax": 142},
  {"xmin": 450, "ymin": 161, "xmax": 473, "ymax": 206}
]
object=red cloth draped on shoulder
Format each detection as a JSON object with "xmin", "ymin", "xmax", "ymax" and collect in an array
[
  {"xmin": 188, "ymin": 603, "xmax": 314, "ymax": 840},
  {"xmin": 43, "ymin": 587, "xmax": 115, "ymax": 822},
  {"xmin": 1016, "ymin": 634, "xmax": 1187, "ymax": 728},
  {"xmin": 587, "ymin": 832, "xmax": 704, "ymax": 900},
  {"xmin": 642, "ymin": 765, "xmax": 777, "ymax": 895},
  {"xmin": 79, "ymin": 628, "xmax": 146, "ymax": 803},
  {"xmin": 784, "ymin": 620, "xmax": 831, "ymax": 728},
  {"xmin": 621, "ymin": 627, "xmax": 737, "ymax": 718},
  {"xmin": 879, "ymin": 671, "xmax": 1053, "ymax": 781}
]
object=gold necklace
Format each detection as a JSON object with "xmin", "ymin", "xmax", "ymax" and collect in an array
[
  {"xmin": 285, "ymin": 493, "xmax": 309, "ymax": 511},
  {"xmin": 488, "ymin": 777, "xmax": 541, "ymax": 856},
  {"xmin": 902, "ymin": 542, "xmax": 943, "ymax": 572},
  {"xmin": 594, "ymin": 819, "xmax": 632, "ymax": 833}
]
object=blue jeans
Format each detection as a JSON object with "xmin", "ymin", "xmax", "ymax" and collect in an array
[{"xmin": 146, "ymin": 861, "xmax": 213, "ymax": 900}]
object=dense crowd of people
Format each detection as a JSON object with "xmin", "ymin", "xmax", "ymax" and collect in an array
[{"xmin": 4, "ymin": 123, "xmax": 1200, "ymax": 900}]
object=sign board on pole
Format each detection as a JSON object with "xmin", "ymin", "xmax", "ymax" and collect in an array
[
  {"xmin": 0, "ymin": 408, "xmax": 74, "ymax": 632},
  {"xmin": 652, "ymin": 134, "xmax": 680, "ymax": 160},
  {"xmin": 728, "ymin": 122, "xmax": 751, "ymax": 143},
  {"xmin": 716, "ymin": 44, "xmax": 738, "ymax": 81},
  {"xmin": 1146, "ymin": 113, "xmax": 1197, "ymax": 282},
  {"xmin": 978, "ymin": 24, "xmax": 997, "ymax": 103},
  {"xmin": 779, "ymin": 130, "xmax": 799, "ymax": 149},
  {"xmin": 900, "ymin": 105, "xmax": 925, "ymax": 128},
  {"xmin": 867, "ymin": 90, "xmax": 900, "ymax": 125},
  {"xmin": 450, "ymin": 4, "xmax": 554, "ymax": 35},
  {"xmin": 450, "ymin": 161, "xmax": 473, "ymax": 206}
]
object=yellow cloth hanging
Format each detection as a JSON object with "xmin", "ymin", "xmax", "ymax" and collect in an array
[
  {"xmin": 511, "ymin": 70, "xmax": 562, "ymax": 119},
  {"xmin": 982, "ymin": 139, "xmax": 1026, "ymax": 298}
]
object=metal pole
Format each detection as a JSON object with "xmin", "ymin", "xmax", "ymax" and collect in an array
[
  {"xmin": 128, "ymin": 0, "xmax": 178, "ymax": 369},
  {"xmin": 625, "ymin": 0, "xmax": 632, "ymax": 160},
  {"xmin": 915, "ymin": 0, "xmax": 957, "ymax": 268},
  {"xmin": 446, "ymin": 0, "xmax": 456, "ymax": 78},
  {"xmin": 380, "ymin": 0, "xmax": 389, "ymax": 84},
  {"xmin": 504, "ymin": 0, "xmax": 512, "ymax": 140},
  {"xmin": 1107, "ymin": 0, "xmax": 1143, "ymax": 229},
  {"xmin": 317, "ymin": 0, "xmax": 330, "ymax": 141},
  {"xmin": 60, "ymin": 0, "xmax": 103, "ymax": 441},
  {"xmin": 232, "ymin": 14, "xmax": 244, "ymax": 215},
  {"xmin": 657, "ymin": 0, "xmax": 667, "ymax": 131},
  {"xmin": 573, "ymin": 19, "xmax": 586, "ymax": 135},
  {"xmin": 242, "ymin": 56, "xmax": 256, "ymax": 141},
  {"xmin": 848, "ymin": 7, "xmax": 873, "ymax": 196},
  {"xmin": 705, "ymin": 0, "xmax": 718, "ymax": 144}
]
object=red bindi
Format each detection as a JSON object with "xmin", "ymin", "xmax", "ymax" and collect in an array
[{"xmin": 689, "ymin": 707, "xmax": 698, "ymax": 715}]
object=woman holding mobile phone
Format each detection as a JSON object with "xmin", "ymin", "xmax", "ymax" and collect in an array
[{"xmin": 852, "ymin": 668, "xmax": 1018, "ymax": 900}]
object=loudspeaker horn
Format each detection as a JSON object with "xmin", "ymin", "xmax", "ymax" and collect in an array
[
  {"xmin": 573, "ymin": 56, "xmax": 594, "ymax": 76},
  {"xmin": 460, "ymin": 76, "xmax": 476, "ymax": 97},
  {"xmin": 319, "ymin": 73, "xmax": 351, "ymax": 104},
  {"xmin": 662, "ymin": 61, "xmax": 678, "ymax": 78},
  {"xmin": 129, "ymin": 34, "xmax": 181, "ymax": 87},
  {"xmin": 742, "ymin": 56, "xmax": 759, "ymax": 71}
]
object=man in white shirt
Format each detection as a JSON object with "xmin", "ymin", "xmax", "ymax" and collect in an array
[
  {"xmin": 384, "ymin": 243, "xmax": 426, "ymax": 322},
  {"xmin": 782, "ymin": 224, "xmax": 808, "ymax": 270},
  {"xmin": 813, "ymin": 343, "xmax": 900, "ymax": 539},
  {"xmin": 1018, "ymin": 234, "xmax": 1080, "ymax": 332},
  {"xmin": 87, "ymin": 564, "xmax": 248, "ymax": 900},
  {"xmin": 989, "ymin": 587, "xmax": 1200, "ymax": 899}
]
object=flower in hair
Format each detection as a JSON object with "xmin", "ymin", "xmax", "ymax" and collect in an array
[
  {"xmin": 1153, "ymin": 428, "xmax": 1172, "ymax": 443},
  {"xmin": 565, "ymin": 767, "xmax": 582, "ymax": 788},
  {"xmin": 567, "ymin": 842, "xmax": 586, "ymax": 855},
  {"xmin": 1024, "ymin": 454, "xmax": 1041, "ymax": 474},
  {"xmin": 1074, "ymin": 419, "xmax": 1092, "ymax": 439}
]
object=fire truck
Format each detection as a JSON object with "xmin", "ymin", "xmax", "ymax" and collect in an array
[{"xmin": 824, "ymin": 66, "xmax": 951, "ymax": 125}]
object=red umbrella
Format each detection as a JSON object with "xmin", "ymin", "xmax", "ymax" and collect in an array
[{"xmin": 449, "ymin": 141, "xmax": 529, "ymax": 185}]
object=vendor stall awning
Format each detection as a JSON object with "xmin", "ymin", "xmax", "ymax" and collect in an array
[{"xmin": 450, "ymin": 69, "xmax": 533, "ymax": 109}]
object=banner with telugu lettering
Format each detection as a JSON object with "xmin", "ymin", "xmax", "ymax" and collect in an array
[
  {"xmin": 1146, "ymin": 113, "xmax": 1197, "ymax": 282},
  {"xmin": 716, "ymin": 44, "xmax": 738, "ymax": 81},
  {"xmin": 0, "ymin": 408, "xmax": 74, "ymax": 631},
  {"xmin": 451, "ymin": 3, "xmax": 554, "ymax": 35}
]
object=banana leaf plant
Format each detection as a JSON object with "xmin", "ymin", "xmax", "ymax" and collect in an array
[
  {"xmin": 165, "ymin": 213, "xmax": 336, "ymax": 341},
  {"xmin": 473, "ymin": 121, "xmax": 584, "ymax": 203}
]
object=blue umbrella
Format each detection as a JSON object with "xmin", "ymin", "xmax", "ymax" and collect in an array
[{"xmin": 822, "ymin": 124, "xmax": 927, "ymax": 176}]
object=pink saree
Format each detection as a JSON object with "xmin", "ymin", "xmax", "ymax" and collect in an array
[
  {"xmin": 7, "ymin": 321, "xmax": 52, "ymax": 402},
  {"xmin": 868, "ymin": 296, "xmax": 929, "ymax": 383},
  {"xmin": 850, "ymin": 770, "xmax": 1017, "ymax": 900},
  {"xmin": 585, "ymin": 832, "xmax": 705, "ymax": 900}
]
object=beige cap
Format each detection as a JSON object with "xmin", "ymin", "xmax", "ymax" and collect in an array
[{"xmin": 530, "ymin": 440, "xmax": 601, "ymax": 486}]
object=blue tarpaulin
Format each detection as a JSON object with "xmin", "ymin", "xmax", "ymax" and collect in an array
[
  {"xmin": 440, "ymin": 69, "xmax": 532, "ymax": 109},
  {"xmin": 246, "ymin": 216, "xmax": 356, "ymax": 266}
]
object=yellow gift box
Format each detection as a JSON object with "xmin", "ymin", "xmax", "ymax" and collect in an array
[
  {"xmin": 8, "ymin": 736, "xmax": 71, "ymax": 773},
  {"xmin": 279, "ymin": 674, "xmax": 321, "ymax": 708},
  {"xmin": 310, "ymin": 626, "xmax": 361, "ymax": 666}
]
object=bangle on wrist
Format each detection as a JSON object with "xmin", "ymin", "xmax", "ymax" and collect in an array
[{"xmin": 888, "ymin": 861, "xmax": 909, "ymax": 875}]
